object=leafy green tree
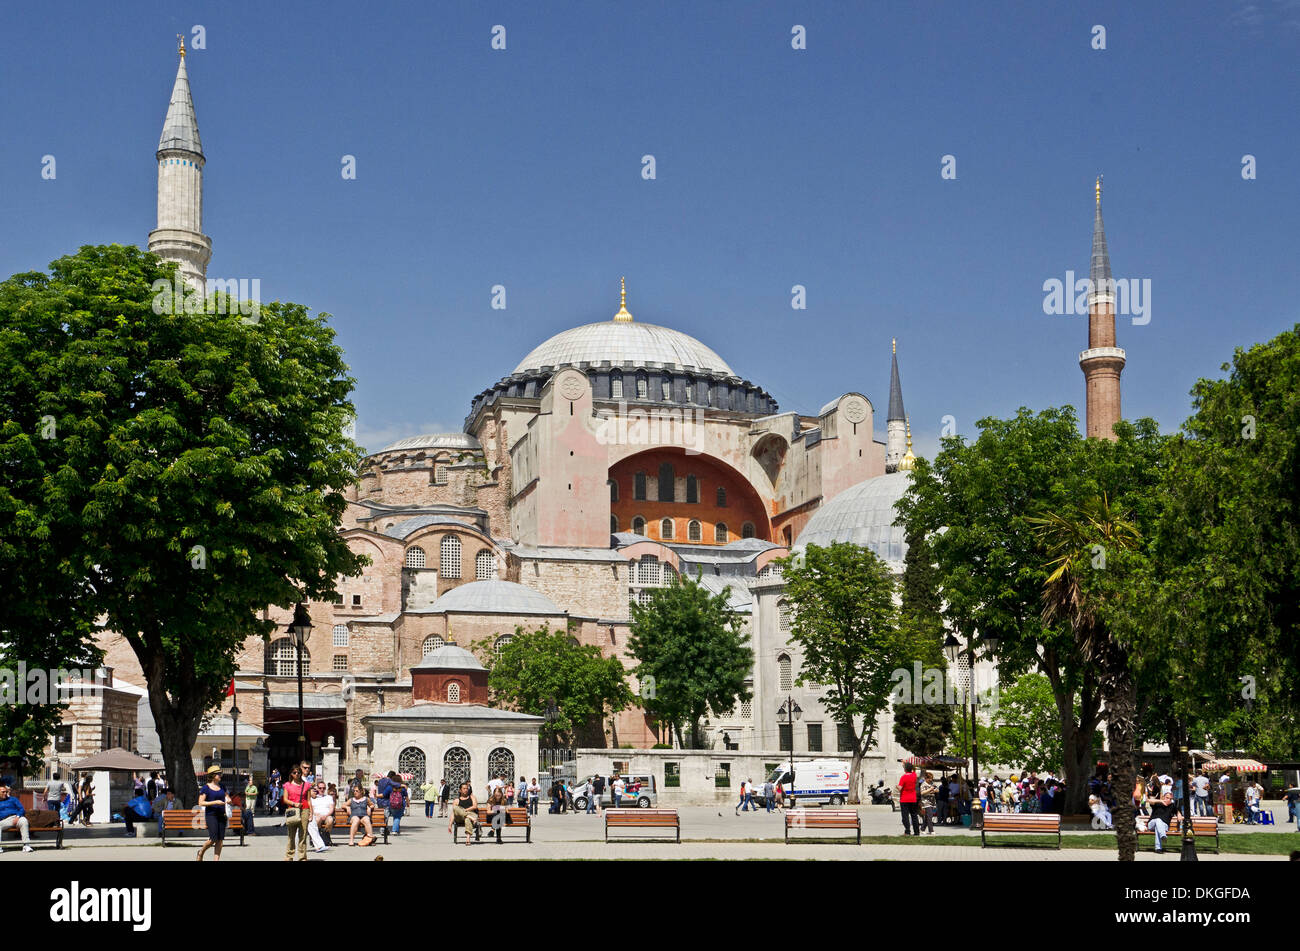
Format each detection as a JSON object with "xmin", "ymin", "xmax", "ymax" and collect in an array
[
  {"xmin": 473, "ymin": 625, "xmax": 634, "ymax": 748},
  {"xmin": 779, "ymin": 542, "xmax": 911, "ymax": 803},
  {"xmin": 628, "ymin": 574, "xmax": 752, "ymax": 749},
  {"xmin": 0, "ymin": 246, "xmax": 365, "ymax": 804},
  {"xmin": 893, "ymin": 704, "xmax": 953, "ymax": 758},
  {"xmin": 974, "ymin": 673, "xmax": 1099, "ymax": 774}
]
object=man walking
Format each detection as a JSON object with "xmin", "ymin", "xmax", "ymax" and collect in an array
[
  {"xmin": 1193, "ymin": 770, "xmax": 1210, "ymax": 817},
  {"xmin": 763, "ymin": 779, "xmax": 776, "ymax": 813},
  {"xmin": 45, "ymin": 774, "xmax": 65, "ymax": 813},
  {"xmin": 897, "ymin": 764, "xmax": 920, "ymax": 836}
]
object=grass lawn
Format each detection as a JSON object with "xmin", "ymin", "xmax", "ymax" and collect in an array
[{"xmin": 689, "ymin": 832, "xmax": 1299, "ymax": 855}]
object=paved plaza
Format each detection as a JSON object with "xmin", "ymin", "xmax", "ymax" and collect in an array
[{"xmin": 5, "ymin": 805, "xmax": 1293, "ymax": 861}]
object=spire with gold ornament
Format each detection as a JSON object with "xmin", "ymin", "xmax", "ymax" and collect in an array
[
  {"xmin": 1078, "ymin": 174, "xmax": 1126, "ymax": 440},
  {"xmin": 612, "ymin": 276, "xmax": 634, "ymax": 322}
]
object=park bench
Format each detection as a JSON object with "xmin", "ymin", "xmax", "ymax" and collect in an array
[
  {"xmin": 784, "ymin": 809, "xmax": 860, "ymax": 844},
  {"xmin": 451, "ymin": 805, "xmax": 531, "ymax": 843},
  {"xmin": 980, "ymin": 811, "xmax": 1061, "ymax": 849},
  {"xmin": 604, "ymin": 808, "xmax": 680, "ymax": 843},
  {"xmin": 160, "ymin": 807, "xmax": 245, "ymax": 846},
  {"xmin": 0, "ymin": 810, "xmax": 63, "ymax": 849},
  {"xmin": 333, "ymin": 806, "xmax": 391, "ymax": 844},
  {"xmin": 1136, "ymin": 814, "xmax": 1219, "ymax": 853}
]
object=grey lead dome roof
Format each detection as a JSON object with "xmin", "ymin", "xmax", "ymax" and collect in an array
[
  {"xmin": 794, "ymin": 471, "xmax": 912, "ymax": 570},
  {"xmin": 378, "ymin": 433, "xmax": 481, "ymax": 453},
  {"xmin": 412, "ymin": 644, "xmax": 484, "ymax": 672},
  {"xmin": 513, "ymin": 320, "xmax": 735, "ymax": 376},
  {"xmin": 431, "ymin": 580, "xmax": 563, "ymax": 616}
]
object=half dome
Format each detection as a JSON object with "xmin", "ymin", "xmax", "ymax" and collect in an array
[{"xmin": 794, "ymin": 471, "xmax": 912, "ymax": 570}]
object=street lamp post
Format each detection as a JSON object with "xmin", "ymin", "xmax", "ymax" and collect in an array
[
  {"xmin": 1179, "ymin": 744, "xmax": 1197, "ymax": 861},
  {"xmin": 286, "ymin": 603, "xmax": 313, "ymax": 765},
  {"xmin": 945, "ymin": 631, "xmax": 998, "ymax": 801},
  {"xmin": 230, "ymin": 699, "xmax": 240, "ymax": 788},
  {"xmin": 778, "ymin": 697, "xmax": 802, "ymax": 804}
]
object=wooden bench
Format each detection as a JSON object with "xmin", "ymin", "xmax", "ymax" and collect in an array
[
  {"xmin": 451, "ymin": 805, "xmax": 531, "ymax": 843},
  {"xmin": 161, "ymin": 807, "xmax": 245, "ymax": 846},
  {"xmin": 0, "ymin": 810, "xmax": 63, "ymax": 849},
  {"xmin": 980, "ymin": 812, "xmax": 1061, "ymax": 849},
  {"xmin": 1136, "ymin": 814, "xmax": 1219, "ymax": 853},
  {"xmin": 333, "ymin": 806, "xmax": 391, "ymax": 844},
  {"xmin": 784, "ymin": 809, "xmax": 860, "ymax": 844},
  {"xmin": 604, "ymin": 808, "xmax": 680, "ymax": 843}
]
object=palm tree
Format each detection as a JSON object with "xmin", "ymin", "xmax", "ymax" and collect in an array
[{"xmin": 1030, "ymin": 493, "xmax": 1142, "ymax": 861}]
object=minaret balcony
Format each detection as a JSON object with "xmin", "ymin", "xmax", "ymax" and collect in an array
[{"xmin": 1078, "ymin": 347, "xmax": 1126, "ymax": 367}]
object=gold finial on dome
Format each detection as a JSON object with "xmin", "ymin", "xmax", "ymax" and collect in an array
[
  {"xmin": 613, "ymin": 276, "xmax": 634, "ymax": 323},
  {"xmin": 899, "ymin": 417, "xmax": 917, "ymax": 471},
  {"xmin": 177, "ymin": 33, "xmax": 186, "ymax": 57},
  {"xmin": 892, "ymin": 337, "xmax": 897, "ymax": 355},
  {"xmin": 1095, "ymin": 174, "xmax": 1102, "ymax": 205}
]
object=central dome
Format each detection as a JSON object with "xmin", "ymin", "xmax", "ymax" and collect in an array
[{"xmin": 513, "ymin": 320, "xmax": 736, "ymax": 377}]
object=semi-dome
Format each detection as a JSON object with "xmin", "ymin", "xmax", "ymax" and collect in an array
[
  {"xmin": 378, "ymin": 432, "xmax": 481, "ymax": 454},
  {"xmin": 513, "ymin": 320, "xmax": 735, "ymax": 377},
  {"xmin": 794, "ymin": 471, "xmax": 912, "ymax": 570},
  {"xmin": 430, "ymin": 579, "xmax": 562, "ymax": 616}
]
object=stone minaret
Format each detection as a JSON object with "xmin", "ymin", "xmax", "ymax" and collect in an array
[
  {"xmin": 1079, "ymin": 176, "xmax": 1125, "ymax": 440},
  {"xmin": 885, "ymin": 338, "xmax": 907, "ymax": 471},
  {"xmin": 148, "ymin": 37, "xmax": 210, "ymax": 292}
]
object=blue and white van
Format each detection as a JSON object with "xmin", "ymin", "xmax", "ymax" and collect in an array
[{"xmin": 762, "ymin": 759, "xmax": 852, "ymax": 806}]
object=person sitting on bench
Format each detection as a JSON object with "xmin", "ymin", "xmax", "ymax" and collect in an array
[
  {"xmin": 449, "ymin": 782, "xmax": 480, "ymax": 845},
  {"xmin": 0, "ymin": 782, "xmax": 33, "ymax": 853},
  {"xmin": 1147, "ymin": 790, "xmax": 1178, "ymax": 854},
  {"xmin": 122, "ymin": 790, "xmax": 154, "ymax": 838}
]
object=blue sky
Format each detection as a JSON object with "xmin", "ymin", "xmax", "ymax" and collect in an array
[{"xmin": 2, "ymin": 0, "xmax": 1297, "ymax": 456}]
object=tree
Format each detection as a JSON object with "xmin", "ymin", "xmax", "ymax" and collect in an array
[
  {"xmin": 0, "ymin": 246, "xmax": 365, "ymax": 804},
  {"xmin": 628, "ymin": 574, "xmax": 752, "ymax": 748},
  {"xmin": 965, "ymin": 673, "xmax": 1066, "ymax": 773},
  {"xmin": 473, "ymin": 625, "xmax": 634, "ymax": 748},
  {"xmin": 892, "ymin": 526, "xmax": 952, "ymax": 757},
  {"xmin": 779, "ymin": 542, "xmax": 912, "ymax": 803}
]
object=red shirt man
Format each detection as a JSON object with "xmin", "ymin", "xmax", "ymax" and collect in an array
[{"xmin": 898, "ymin": 767, "xmax": 918, "ymax": 803}]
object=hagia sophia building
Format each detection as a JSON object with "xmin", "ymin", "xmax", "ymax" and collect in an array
[{"xmin": 75, "ymin": 45, "xmax": 1121, "ymax": 795}]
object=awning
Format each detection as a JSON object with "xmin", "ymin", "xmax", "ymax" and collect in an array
[
  {"xmin": 69, "ymin": 748, "xmax": 163, "ymax": 772},
  {"xmin": 264, "ymin": 693, "xmax": 346, "ymax": 711},
  {"xmin": 902, "ymin": 755, "xmax": 968, "ymax": 768},
  {"xmin": 1203, "ymin": 758, "xmax": 1267, "ymax": 773}
]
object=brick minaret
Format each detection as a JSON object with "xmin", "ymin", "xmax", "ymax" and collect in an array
[
  {"xmin": 1079, "ymin": 176, "xmax": 1125, "ymax": 440},
  {"xmin": 148, "ymin": 37, "xmax": 211, "ymax": 292}
]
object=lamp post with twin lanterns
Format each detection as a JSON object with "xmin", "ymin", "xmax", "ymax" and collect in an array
[
  {"xmin": 286, "ymin": 603, "xmax": 313, "ymax": 764},
  {"xmin": 778, "ymin": 697, "xmax": 802, "ymax": 804},
  {"xmin": 943, "ymin": 630, "xmax": 999, "ymax": 794}
]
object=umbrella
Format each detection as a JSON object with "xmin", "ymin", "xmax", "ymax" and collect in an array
[
  {"xmin": 902, "ymin": 755, "xmax": 969, "ymax": 768},
  {"xmin": 69, "ymin": 748, "xmax": 163, "ymax": 772},
  {"xmin": 1203, "ymin": 758, "xmax": 1267, "ymax": 773}
]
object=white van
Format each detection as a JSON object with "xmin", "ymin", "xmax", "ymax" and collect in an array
[{"xmin": 762, "ymin": 759, "xmax": 852, "ymax": 806}]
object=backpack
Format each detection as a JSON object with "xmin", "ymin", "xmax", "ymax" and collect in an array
[{"xmin": 389, "ymin": 786, "xmax": 403, "ymax": 809}]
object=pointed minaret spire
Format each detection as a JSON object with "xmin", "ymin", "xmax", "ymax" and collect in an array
[
  {"xmin": 885, "ymin": 338, "xmax": 908, "ymax": 471},
  {"xmin": 1079, "ymin": 174, "xmax": 1125, "ymax": 440},
  {"xmin": 148, "ymin": 38, "xmax": 211, "ymax": 292},
  {"xmin": 612, "ymin": 276, "xmax": 634, "ymax": 322}
]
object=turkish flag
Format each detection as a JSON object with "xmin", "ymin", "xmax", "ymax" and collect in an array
[{"xmin": 226, "ymin": 678, "xmax": 235, "ymax": 697}]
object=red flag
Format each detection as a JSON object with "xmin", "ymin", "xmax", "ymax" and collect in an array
[{"xmin": 226, "ymin": 678, "xmax": 235, "ymax": 697}]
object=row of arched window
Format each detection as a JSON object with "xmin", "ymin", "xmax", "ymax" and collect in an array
[
  {"xmin": 403, "ymin": 538, "xmax": 496, "ymax": 580},
  {"xmin": 396, "ymin": 745, "xmax": 517, "ymax": 798},
  {"xmin": 616, "ymin": 516, "xmax": 754, "ymax": 543},
  {"xmin": 607, "ymin": 370, "xmax": 757, "ymax": 411}
]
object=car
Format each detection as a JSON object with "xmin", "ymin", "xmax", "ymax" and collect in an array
[{"xmin": 573, "ymin": 774, "xmax": 657, "ymax": 809}]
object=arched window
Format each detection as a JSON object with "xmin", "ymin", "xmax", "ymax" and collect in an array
[
  {"xmin": 405, "ymin": 546, "xmax": 426, "ymax": 569},
  {"xmin": 631, "ymin": 516, "xmax": 646, "ymax": 535},
  {"xmin": 447, "ymin": 682, "xmax": 461, "ymax": 703},
  {"xmin": 742, "ymin": 522, "xmax": 755, "ymax": 539},
  {"xmin": 494, "ymin": 634, "xmax": 514, "ymax": 658},
  {"xmin": 610, "ymin": 515, "xmax": 619, "ymax": 533},
  {"xmin": 778, "ymin": 653, "xmax": 793, "ymax": 691},
  {"xmin": 332, "ymin": 624, "xmax": 349, "ymax": 647},
  {"xmin": 399, "ymin": 747, "xmax": 426, "ymax": 799},
  {"xmin": 714, "ymin": 522, "xmax": 728, "ymax": 544},
  {"xmin": 422, "ymin": 634, "xmax": 445, "ymax": 656},
  {"xmin": 662, "ymin": 562, "xmax": 677, "ymax": 582},
  {"xmin": 686, "ymin": 520, "xmax": 701, "ymax": 542},
  {"xmin": 610, "ymin": 371, "xmax": 623, "ymax": 399},
  {"xmin": 685, "ymin": 376, "xmax": 695, "ymax": 403},
  {"xmin": 778, "ymin": 599, "xmax": 793, "ymax": 633},
  {"xmin": 634, "ymin": 472, "xmax": 647, "ymax": 501},
  {"xmin": 488, "ymin": 747, "xmax": 516, "ymax": 784},
  {"xmin": 686, "ymin": 474, "xmax": 699, "ymax": 503},
  {"xmin": 267, "ymin": 638, "xmax": 305, "ymax": 677},
  {"xmin": 608, "ymin": 479, "xmax": 618, "ymax": 503},
  {"xmin": 638, "ymin": 555, "xmax": 661, "ymax": 586},
  {"xmin": 716, "ymin": 486, "xmax": 727, "ymax": 507},
  {"xmin": 440, "ymin": 535, "xmax": 462, "ymax": 579},
  {"xmin": 475, "ymin": 549, "xmax": 495, "ymax": 580},
  {"xmin": 443, "ymin": 747, "xmax": 470, "ymax": 790},
  {"xmin": 661, "ymin": 379, "xmax": 672, "ymax": 401},
  {"xmin": 635, "ymin": 372, "xmax": 648, "ymax": 400},
  {"xmin": 660, "ymin": 518, "xmax": 674, "ymax": 540},
  {"xmin": 658, "ymin": 463, "xmax": 675, "ymax": 502}
]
